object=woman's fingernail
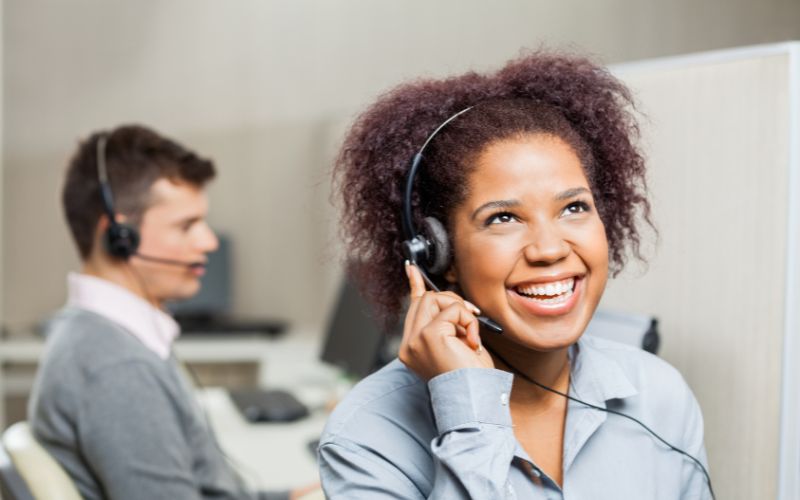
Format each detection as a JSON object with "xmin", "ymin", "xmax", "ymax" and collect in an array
[
  {"xmin": 404, "ymin": 259, "xmax": 410, "ymax": 267},
  {"xmin": 476, "ymin": 344, "xmax": 483, "ymax": 354},
  {"xmin": 465, "ymin": 301, "xmax": 481, "ymax": 314}
]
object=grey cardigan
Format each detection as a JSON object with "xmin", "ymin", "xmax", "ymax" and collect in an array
[{"xmin": 28, "ymin": 307, "xmax": 288, "ymax": 500}]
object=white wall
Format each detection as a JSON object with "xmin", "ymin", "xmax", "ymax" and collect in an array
[{"xmin": 4, "ymin": 0, "xmax": 799, "ymax": 334}]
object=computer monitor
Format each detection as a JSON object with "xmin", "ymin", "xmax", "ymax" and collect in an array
[
  {"xmin": 169, "ymin": 234, "xmax": 232, "ymax": 317},
  {"xmin": 169, "ymin": 234, "xmax": 287, "ymax": 336},
  {"xmin": 320, "ymin": 276, "xmax": 400, "ymax": 379}
]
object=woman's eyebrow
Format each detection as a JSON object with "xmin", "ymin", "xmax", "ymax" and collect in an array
[
  {"xmin": 471, "ymin": 199, "xmax": 521, "ymax": 221},
  {"xmin": 470, "ymin": 188, "xmax": 590, "ymax": 220},
  {"xmin": 555, "ymin": 187, "xmax": 590, "ymax": 201}
]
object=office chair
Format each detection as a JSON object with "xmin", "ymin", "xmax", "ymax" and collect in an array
[
  {"xmin": 585, "ymin": 309, "xmax": 660, "ymax": 354},
  {"xmin": 1, "ymin": 422, "xmax": 81, "ymax": 500},
  {"xmin": 0, "ymin": 438, "xmax": 34, "ymax": 500}
]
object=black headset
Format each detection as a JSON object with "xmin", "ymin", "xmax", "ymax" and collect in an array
[
  {"xmin": 96, "ymin": 134, "xmax": 141, "ymax": 259},
  {"xmin": 400, "ymin": 107, "xmax": 503, "ymax": 334},
  {"xmin": 95, "ymin": 133, "xmax": 204, "ymax": 269},
  {"xmin": 398, "ymin": 106, "xmax": 714, "ymax": 497}
]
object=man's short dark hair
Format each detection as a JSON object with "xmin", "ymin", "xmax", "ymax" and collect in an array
[{"xmin": 62, "ymin": 124, "xmax": 216, "ymax": 259}]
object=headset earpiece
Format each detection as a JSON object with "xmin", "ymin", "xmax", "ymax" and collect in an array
[
  {"xmin": 96, "ymin": 133, "xmax": 141, "ymax": 260},
  {"xmin": 420, "ymin": 217, "xmax": 450, "ymax": 275},
  {"xmin": 399, "ymin": 107, "xmax": 503, "ymax": 334},
  {"xmin": 104, "ymin": 221, "xmax": 140, "ymax": 259}
]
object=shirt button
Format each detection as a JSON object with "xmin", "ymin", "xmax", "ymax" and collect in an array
[{"xmin": 500, "ymin": 392, "xmax": 509, "ymax": 405}]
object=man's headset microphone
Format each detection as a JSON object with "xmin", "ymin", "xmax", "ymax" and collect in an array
[
  {"xmin": 95, "ymin": 133, "xmax": 205, "ymax": 270},
  {"xmin": 400, "ymin": 106, "xmax": 714, "ymax": 498}
]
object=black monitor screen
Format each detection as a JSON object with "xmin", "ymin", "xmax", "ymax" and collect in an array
[
  {"xmin": 320, "ymin": 277, "xmax": 399, "ymax": 379},
  {"xmin": 169, "ymin": 234, "xmax": 231, "ymax": 316}
]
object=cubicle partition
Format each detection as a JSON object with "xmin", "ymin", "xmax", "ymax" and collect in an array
[{"xmin": 603, "ymin": 43, "xmax": 800, "ymax": 500}]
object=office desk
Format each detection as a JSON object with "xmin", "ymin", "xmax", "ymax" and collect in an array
[
  {"xmin": 0, "ymin": 329, "xmax": 340, "ymax": 500},
  {"xmin": 0, "ymin": 330, "xmax": 340, "ymax": 499},
  {"xmin": 194, "ymin": 330, "xmax": 342, "ymax": 495},
  {"xmin": 0, "ymin": 328, "xmax": 343, "ymax": 432},
  {"xmin": 200, "ymin": 388, "xmax": 327, "ymax": 493}
]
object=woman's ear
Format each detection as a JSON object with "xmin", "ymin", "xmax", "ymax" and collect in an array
[{"xmin": 444, "ymin": 263, "xmax": 458, "ymax": 284}]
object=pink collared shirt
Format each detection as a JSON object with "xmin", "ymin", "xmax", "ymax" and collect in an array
[{"xmin": 66, "ymin": 272, "xmax": 180, "ymax": 360}]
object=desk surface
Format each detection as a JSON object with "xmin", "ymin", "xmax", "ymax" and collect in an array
[
  {"xmin": 0, "ymin": 332, "xmax": 318, "ymax": 363},
  {"xmin": 200, "ymin": 387, "xmax": 327, "ymax": 493}
]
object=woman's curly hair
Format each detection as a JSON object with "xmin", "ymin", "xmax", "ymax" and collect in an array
[{"xmin": 335, "ymin": 50, "xmax": 652, "ymax": 322}]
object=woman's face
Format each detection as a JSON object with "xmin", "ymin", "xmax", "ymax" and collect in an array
[{"xmin": 446, "ymin": 133, "xmax": 608, "ymax": 351}]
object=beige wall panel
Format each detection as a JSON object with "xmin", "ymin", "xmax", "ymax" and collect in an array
[
  {"xmin": 4, "ymin": 0, "xmax": 800, "ymax": 334},
  {"xmin": 603, "ymin": 52, "xmax": 791, "ymax": 499}
]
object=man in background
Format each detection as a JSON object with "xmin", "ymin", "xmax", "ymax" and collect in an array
[{"xmin": 28, "ymin": 125, "xmax": 317, "ymax": 500}]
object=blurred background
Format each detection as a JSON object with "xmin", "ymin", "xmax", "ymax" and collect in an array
[
  {"xmin": 3, "ymin": 0, "xmax": 799, "ymax": 334},
  {"xmin": 1, "ymin": 1, "xmax": 800, "ymax": 499}
]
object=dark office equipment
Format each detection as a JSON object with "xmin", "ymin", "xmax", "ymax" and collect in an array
[
  {"xmin": 228, "ymin": 388, "xmax": 309, "ymax": 423},
  {"xmin": 306, "ymin": 438, "xmax": 320, "ymax": 460},
  {"xmin": 320, "ymin": 276, "xmax": 400, "ymax": 379},
  {"xmin": 174, "ymin": 314, "xmax": 287, "ymax": 336},
  {"xmin": 585, "ymin": 309, "xmax": 660, "ymax": 354},
  {"xmin": 171, "ymin": 235, "xmax": 233, "ymax": 316},
  {"xmin": 170, "ymin": 235, "xmax": 287, "ymax": 337}
]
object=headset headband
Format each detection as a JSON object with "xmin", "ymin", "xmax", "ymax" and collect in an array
[
  {"xmin": 402, "ymin": 107, "xmax": 473, "ymax": 241},
  {"xmin": 96, "ymin": 134, "xmax": 119, "ymax": 224}
]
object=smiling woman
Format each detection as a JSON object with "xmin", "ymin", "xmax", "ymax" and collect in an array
[
  {"xmin": 451, "ymin": 135, "xmax": 608, "ymax": 347},
  {"xmin": 320, "ymin": 51, "xmax": 712, "ymax": 499}
]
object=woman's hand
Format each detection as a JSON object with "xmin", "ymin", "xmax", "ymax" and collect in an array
[{"xmin": 398, "ymin": 262, "xmax": 495, "ymax": 380}]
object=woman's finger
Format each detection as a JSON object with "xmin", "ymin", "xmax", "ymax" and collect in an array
[
  {"xmin": 405, "ymin": 261, "xmax": 426, "ymax": 299},
  {"xmin": 410, "ymin": 291, "xmax": 467, "ymax": 334},
  {"xmin": 402, "ymin": 262, "xmax": 427, "ymax": 344},
  {"xmin": 402, "ymin": 262, "xmax": 482, "ymax": 352},
  {"xmin": 425, "ymin": 302, "xmax": 481, "ymax": 351}
]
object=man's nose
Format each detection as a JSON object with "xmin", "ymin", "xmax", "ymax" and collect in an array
[{"xmin": 198, "ymin": 223, "xmax": 219, "ymax": 253}]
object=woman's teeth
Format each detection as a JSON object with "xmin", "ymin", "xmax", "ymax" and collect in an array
[{"xmin": 516, "ymin": 277, "xmax": 575, "ymax": 303}]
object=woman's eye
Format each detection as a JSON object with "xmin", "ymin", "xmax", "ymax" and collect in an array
[
  {"xmin": 486, "ymin": 212, "xmax": 517, "ymax": 225},
  {"xmin": 561, "ymin": 201, "xmax": 590, "ymax": 217}
]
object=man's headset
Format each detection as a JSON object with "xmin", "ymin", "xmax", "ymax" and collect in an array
[
  {"xmin": 398, "ymin": 106, "xmax": 714, "ymax": 497},
  {"xmin": 95, "ymin": 133, "xmax": 204, "ymax": 269},
  {"xmin": 400, "ymin": 107, "xmax": 503, "ymax": 334}
]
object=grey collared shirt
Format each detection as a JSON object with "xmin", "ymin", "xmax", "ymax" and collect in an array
[{"xmin": 319, "ymin": 335, "xmax": 711, "ymax": 499}]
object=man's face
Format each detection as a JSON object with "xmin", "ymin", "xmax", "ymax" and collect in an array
[{"xmin": 130, "ymin": 178, "xmax": 218, "ymax": 304}]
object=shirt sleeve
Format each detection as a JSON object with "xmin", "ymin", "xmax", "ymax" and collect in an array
[
  {"xmin": 319, "ymin": 368, "xmax": 518, "ymax": 499},
  {"xmin": 76, "ymin": 361, "xmax": 207, "ymax": 500}
]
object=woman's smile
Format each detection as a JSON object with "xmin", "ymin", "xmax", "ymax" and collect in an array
[{"xmin": 508, "ymin": 274, "xmax": 583, "ymax": 316}]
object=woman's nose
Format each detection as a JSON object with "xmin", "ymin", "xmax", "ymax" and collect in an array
[{"xmin": 521, "ymin": 222, "xmax": 570, "ymax": 265}]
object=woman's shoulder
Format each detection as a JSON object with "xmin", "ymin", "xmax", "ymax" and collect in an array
[
  {"xmin": 581, "ymin": 335, "xmax": 690, "ymax": 395},
  {"xmin": 322, "ymin": 359, "xmax": 436, "ymax": 445},
  {"xmin": 579, "ymin": 335, "xmax": 702, "ymax": 431}
]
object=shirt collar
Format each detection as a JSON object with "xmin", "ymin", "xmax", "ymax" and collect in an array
[
  {"xmin": 66, "ymin": 272, "xmax": 180, "ymax": 359},
  {"xmin": 569, "ymin": 335, "xmax": 638, "ymax": 405}
]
